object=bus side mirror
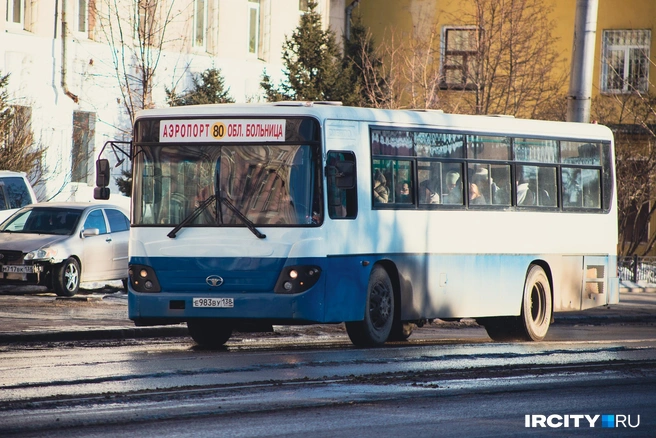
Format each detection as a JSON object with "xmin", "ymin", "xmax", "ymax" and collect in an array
[
  {"xmin": 94, "ymin": 187, "xmax": 110, "ymax": 200},
  {"xmin": 326, "ymin": 161, "xmax": 355, "ymax": 189},
  {"xmin": 96, "ymin": 159, "xmax": 110, "ymax": 187}
]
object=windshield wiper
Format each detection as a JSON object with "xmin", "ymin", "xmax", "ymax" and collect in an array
[
  {"xmin": 167, "ymin": 195, "xmax": 216, "ymax": 238},
  {"xmin": 167, "ymin": 195, "xmax": 266, "ymax": 239},
  {"xmin": 219, "ymin": 196, "xmax": 266, "ymax": 239}
]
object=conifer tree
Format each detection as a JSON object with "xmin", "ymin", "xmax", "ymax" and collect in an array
[
  {"xmin": 342, "ymin": 18, "xmax": 388, "ymax": 107},
  {"xmin": 261, "ymin": 0, "xmax": 356, "ymax": 103},
  {"xmin": 166, "ymin": 68, "xmax": 235, "ymax": 106}
]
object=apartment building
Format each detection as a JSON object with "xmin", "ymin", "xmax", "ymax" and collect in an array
[{"xmin": 1, "ymin": 0, "xmax": 346, "ymax": 204}]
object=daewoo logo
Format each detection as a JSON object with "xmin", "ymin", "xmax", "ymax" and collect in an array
[{"xmin": 206, "ymin": 275, "xmax": 224, "ymax": 287}]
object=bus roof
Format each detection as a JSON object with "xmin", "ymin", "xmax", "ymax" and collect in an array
[{"xmin": 135, "ymin": 102, "xmax": 614, "ymax": 143}]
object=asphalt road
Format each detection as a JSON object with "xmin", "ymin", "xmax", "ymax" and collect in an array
[
  {"xmin": 0, "ymin": 285, "xmax": 655, "ymax": 344},
  {"xmin": 1, "ymin": 287, "xmax": 655, "ymax": 437}
]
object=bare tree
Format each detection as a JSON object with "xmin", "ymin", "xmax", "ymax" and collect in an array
[
  {"xmin": 443, "ymin": 0, "xmax": 568, "ymax": 118},
  {"xmin": 353, "ymin": 26, "xmax": 445, "ymax": 109},
  {"xmin": 93, "ymin": 0, "xmax": 184, "ymax": 127},
  {"xmin": 592, "ymin": 58, "xmax": 656, "ymax": 256},
  {"xmin": 353, "ymin": 0, "xmax": 566, "ymax": 116},
  {"xmin": 0, "ymin": 72, "xmax": 46, "ymax": 190}
]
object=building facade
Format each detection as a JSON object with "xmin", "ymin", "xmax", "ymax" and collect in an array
[
  {"xmin": 352, "ymin": 0, "xmax": 654, "ymax": 111},
  {"xmin": 352, "ymin": 0, "xmax": 655, "ymax": 255},
  {"xmin": 1, "ymin": 0, "xmax": 346, "ymax": 205}
]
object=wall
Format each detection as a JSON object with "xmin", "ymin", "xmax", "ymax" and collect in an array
[{"xmin": 0, "ymin": 0, "xmax": 345, "ymax": 205}]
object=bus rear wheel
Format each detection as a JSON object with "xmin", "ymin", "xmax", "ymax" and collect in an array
[
  {"xmin": 346, "ymin": 266, "xmax": 394, "ymax": 347},
  {"xmin": 520, "ymin": 264, "xmax": 552, "ymax": 341},
  {"xmin": 187, "ymin": 319, "xmax": 233, "ymax": 348},
  {"xmin": 479, "ymin": 264, "xmax": 552, "ymax": 342}
]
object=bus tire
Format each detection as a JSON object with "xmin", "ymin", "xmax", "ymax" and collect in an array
[
  {"xmin": 345, "ymin": 266, "xmax": 394, "ymax": 347},
  {"xmin": 53, "ymin": 258, "xmax": 80, "ymax": 297},
  {"xmin": 389, "ymin": 322, "xmax": 415, "ymax": 341},
  {"xmin": 520, "ymin": 264, "xmax": 552, "ymax": 341},
  {"xmin": 478, "ymin": 317, "xmax": 522, "ymax": 341},
  {"xmin": 187, "ymin": 319, "xmax": 233, "ymax": 348},
  {"xmin": 479, "ymin": 264, "xmax": 552, "ymax": 342}
]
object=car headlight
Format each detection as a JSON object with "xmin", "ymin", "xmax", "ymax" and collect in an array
[{"xmin": 25, "ymin": 248, "xmax": 58, "ymax": 260}]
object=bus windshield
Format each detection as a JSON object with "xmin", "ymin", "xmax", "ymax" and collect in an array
[{"xmin": 132, "ymin": 143, "xmax": 322, "ymax": 227}]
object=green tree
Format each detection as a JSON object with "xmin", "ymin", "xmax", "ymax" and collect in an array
[
  {"xmin": 0, "ymin": 72, "xmax": 44, "ymax": 181},
  {"xmin": 115, "ymin": 169, "xmax": 133, "ymax": 197},
  {"xmin": 342, "ymin": 18, "xmax": 388, "ymax": 107},
  {"xmin": 261, "ymin": 0, "xmax": 357, "ymax": 104},
  {"xmin": 166, "ymin": 68, "xmax": 235, "ymax": 106}
]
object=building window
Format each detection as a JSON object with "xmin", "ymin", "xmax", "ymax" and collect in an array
[
  {"xmin": 248, "ymin": 0, "xmax": 260, "ymax": 54},
  {"xmin": 72, "ymin": 112, "xmax": 96, "ymax": 184},
  {"xmin": 77, "ymin": 0, "xmax": 88, "ymax": 33},
  {"xmin": 601, "ymin": 29, "xmax": 651, "ymax": 94},
  {"xmin": 6, "ymin": 0, "xmax": 24, "ymax": 27},
  {"xmin": 193, "ymin": 0, "xmax": 207, "ymax": 48},
  {"xmin": 441, "ymin": 27, "xmax": 478, "ymax": 90}
]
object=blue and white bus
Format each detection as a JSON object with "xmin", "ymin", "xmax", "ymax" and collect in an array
[{"xmin": 95, "ymin": 102, "xmax": 619, "ymax": 347}]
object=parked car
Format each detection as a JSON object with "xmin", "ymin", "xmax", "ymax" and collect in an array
[
  {"xmin": 0, "ymin": 170, "xmax": 38, "ymax": 224},
  {"xmin": 0, "ymin": 202, "xmax": 130, "ymax": 296}
]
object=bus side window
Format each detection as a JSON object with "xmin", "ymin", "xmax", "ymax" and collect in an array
[{"xmin": 326, "ymin": 151, "xmax": 358, "ymax": 219}]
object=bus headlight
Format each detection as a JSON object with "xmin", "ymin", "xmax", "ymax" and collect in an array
[
  {"xmin": 129, "ymin": 264, "xmax": 161, "ymax": 292},
  {"xmin": 274, "ymin": 265, "xmax": 322, "ymax": 294}
]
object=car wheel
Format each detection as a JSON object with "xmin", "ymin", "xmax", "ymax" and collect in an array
[
  {"xmin": 53, "ymin": 257, "xmax": 80, "ymax": 297},
  {"xmin": 122, "ymin": 278, "xmax": 129, "ymax": 291}
]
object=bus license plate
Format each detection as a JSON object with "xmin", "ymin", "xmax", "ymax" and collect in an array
[
  {"xmin": 193, "ymin": 297, "xmax": 234, "ymax": 308},
  {"xmin": 2, "ymin": 265, "xmax": 36, "ymax": 274}
]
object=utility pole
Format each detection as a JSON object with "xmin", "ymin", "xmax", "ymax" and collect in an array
[{"xmin": 566, "ymin": 0, "xmax": 598, "ymax": 123}]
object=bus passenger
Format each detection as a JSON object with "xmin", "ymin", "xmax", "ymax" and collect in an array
[
  {"xmin": 419, "ymin": 176, "xmax": 440, "ymax": 204},
  {"xmin": 444, "ymin": 171, "xmax": 463, "ymax": 205},
  {"xmin": 469, "ymin": 181, "xmax": 487, "ymax": 205},
  {"xmin": 373, "ymin": 170, "xmax": 389, "ymax": 204},
  {"xmin": 517, "ymin": 179, "xmax": 535, "ymax": 206},
  {"xmin": 396, "ymin": 181, "xmax": 411, "ymax": 203}
]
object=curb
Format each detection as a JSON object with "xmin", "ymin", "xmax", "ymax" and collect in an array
[
  {"xmin": 0, "ymin": 325, "xmax": 189, "ymax": 344},
  {"xmin": 553, "ymin": 314, "xmax": 656, "ymax": 325}
]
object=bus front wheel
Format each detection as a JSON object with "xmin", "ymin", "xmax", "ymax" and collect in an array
[
  {"xmin": 346, "ymin": 266, "xmax": 394, "ymax": 347},
  {"xmin": 187, "ymin": 319, "xmax": 233, "ymax": 348}
]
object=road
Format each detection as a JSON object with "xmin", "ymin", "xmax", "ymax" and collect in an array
[{"xmin": 1, "ymin": 316, "xmax": 655, "ymax": 436}]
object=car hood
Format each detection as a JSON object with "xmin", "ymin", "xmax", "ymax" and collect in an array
[{"xmin": 0, "ymin": 233, "xmax": 69, "ymax": 251}]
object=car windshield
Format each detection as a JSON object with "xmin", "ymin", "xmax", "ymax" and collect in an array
[{"xmin": 0, "ymin": 208, "xmax": 82, "ymax": 235}]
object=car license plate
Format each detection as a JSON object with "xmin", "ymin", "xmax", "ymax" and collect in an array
[
  {"xmin": 193, "ymin": 297, "xmax": 234, "ymax": 308},
  {"xmin": 2, "ymin": 265, "xmax": 36, "ymax": 274}
]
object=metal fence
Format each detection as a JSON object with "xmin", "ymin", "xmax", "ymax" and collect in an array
[{"xmin": 618, "ymin": 256, "xmax": 656, "ymax": 283}]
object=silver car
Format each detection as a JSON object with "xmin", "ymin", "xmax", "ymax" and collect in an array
[{"xmin": 0, "ymin": 202, "xmax": 129, "ymax": 296}]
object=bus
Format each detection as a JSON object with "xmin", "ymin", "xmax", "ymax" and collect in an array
[{"xmin": 95, "ymin": 102, "xmax": 619, "ymax": 347}]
